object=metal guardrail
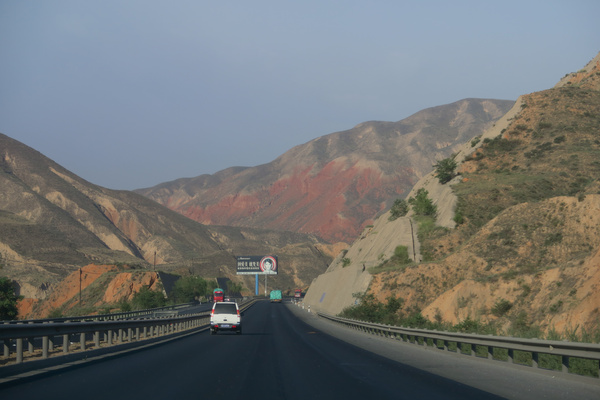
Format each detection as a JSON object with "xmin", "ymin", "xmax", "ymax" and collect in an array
[
  {"xmin": 0, "ymin": 299, "xmax": 256, "ymax": 367},
  {"xmin": 317, "ymin": 312, "xmax": 600, "ymax": 378},
  {"xmin": 0, "ymin": 302, "xmax": 198, "ymax": 325}
]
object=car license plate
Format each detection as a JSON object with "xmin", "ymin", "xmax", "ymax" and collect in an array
[{"xmin": 221, "ymin": 324, "xmax": 230, "ymax": 328}]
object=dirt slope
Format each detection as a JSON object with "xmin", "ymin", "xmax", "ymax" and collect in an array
[{"xmin": 304, "ymin": 52, "xmax": 600, "ymax": 337}]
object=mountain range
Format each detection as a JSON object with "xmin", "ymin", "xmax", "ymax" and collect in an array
[
  {"xmin": 136, "ymin": 98, "xmax": 513, "ymax": 244},
  {"xmin": 0, "ymin": 97, "xmax": 511, "ymax": 318},
  {"xmin": 0, "ymin": 133, "xmax": 335, "ymax": 312},
  {"xmin": 5, "ymin": 50, "xmax": 597, "ymax": 328}
]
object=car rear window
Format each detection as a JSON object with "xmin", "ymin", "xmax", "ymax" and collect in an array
[{"xmin": 214, "ymin": 303, "xmax": 237, "ymax": 314}]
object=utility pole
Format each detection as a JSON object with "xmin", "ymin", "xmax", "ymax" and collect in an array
[
  {"xmin": 79, "ymin": 267, "xmax": 82, "ymax": 306},
  {"xmin": 264, "ymin": 274, "xmax": 267, "ymax": 297}
]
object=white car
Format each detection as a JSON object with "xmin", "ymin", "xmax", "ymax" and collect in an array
[{"xmin": 210, "ymin": 301, "xmax": 242, "ymax": 335}]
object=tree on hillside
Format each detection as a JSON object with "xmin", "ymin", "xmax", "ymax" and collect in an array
[
  {"xmin": 408, "ymin": 188, "xmax": 437, "ymax": 216},
  {"xmin": 172, "ymin": 276, "xmax": 208, "ymax": 303},
  {"xmin": 226, "ymin": 280, "xmax": 244, "ymax": 296},
  {"xmin": 0, "ymin": 277, "xmax": 20, "ymax": 320},
  {"xmin": 131, "ymin": 286, "xmax": 166, "ymax": 310},
  {"xmin": 388, "ymin": 198, "xmax": 409, "ymax": 221},
  {"xmin": 433, "ymin": 157, "xmax": 458, "ymax": 184}
]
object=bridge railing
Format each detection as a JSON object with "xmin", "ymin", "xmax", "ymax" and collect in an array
[
  {"xmin": 317, "ymin": 312, "xmax": 600, "ymax": 379},
  {"xmin": 0, "ymin": 299, "xmax": 255, "ymax": 367}
]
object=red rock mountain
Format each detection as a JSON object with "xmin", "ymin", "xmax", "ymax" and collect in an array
[{"xmin": 136, "ymin": 99, "xmax": 513, "ymax": 243}]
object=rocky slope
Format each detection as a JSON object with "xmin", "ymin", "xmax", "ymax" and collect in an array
[
  {"xmin": 17, "ymin": 264, "xmax": 163, "ymax": 319},
  {"xmin": 0, "ymin": 134, "xmax": 335, "ymax": 316},
  {"xmin": 304, "ymin": 52, "xmax": 600, "ymax": 337},
  {"xmin": 136, "ymin": 99, "xmax": 513, "ymax": 243}
]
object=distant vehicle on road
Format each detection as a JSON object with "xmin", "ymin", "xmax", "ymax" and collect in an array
[
  {"xmin": 294, "ymin": 289, "xmax": 302, "ymax": 298},
  {"xmin": 210, "ymin": 301, "xmax": 241, "ymax": 335},
  {"xmin": 213, "ymin": 288, "xmax": 225, "ymax": 302},
  {"xmin": 269, "ymin": 290, "xmax": 282, "ymax": 303}
]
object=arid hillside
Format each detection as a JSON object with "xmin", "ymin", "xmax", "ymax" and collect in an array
[
  {"xmin": 136, "ymin": 99, "xmax": 513, "ymax": 243},
  {"xmin": 305, "ymin": 52, "xmax": 600, "ymax": 337},
  {"xmin": 17, "ymin": 264, "xmax": 163, "ymax": 319},
  {"xmin": 0, "ymin": 134, "xmax": 335, "ymax": 315}
]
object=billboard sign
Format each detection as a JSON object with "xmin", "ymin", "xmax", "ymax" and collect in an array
[{"xmin": 236, "ymin": 255, "xmax": 278, "ymax": 275}]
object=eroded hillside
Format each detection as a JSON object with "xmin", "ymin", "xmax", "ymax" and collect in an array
[
  {"xmin": 306, "ymin": 52, "xmax": 600, "ymax": 337},
  {"xmin": 0, "ymin": 134, "xmax": 335, "ymax": 312},
  {"xmin": 137, "ymin": 99, "xmax": 513, "ymax": 243},
  {"xmin": 378, "ymin": 54, "xmax": 600, "ymax": 335}
]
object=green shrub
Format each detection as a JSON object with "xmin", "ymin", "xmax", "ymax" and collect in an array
[
  {"xmin": 119, "ymin": 301, "xmax": 132, "ymax": 312},
  {"xmin": 47, "ymin": 308, "xmax": 64, "ymax": 319},
  {"xmin": 131, "ymin": 286, "xmax": 166, "ymax": 310},
  {"xmin": 393, "ymin": 245, "xmax": 412, "ymax": 265},
  {"xmin": 549, "ymin": 300, "xmax": 563, "ymax": 313},
  {"xmin": 433, "ymin": 157, "xmax": 458, "ymax": 184},
  {"xmin": 544, "ymin": 233, "xmax": 563, "ymax": 246},
  {"xmin": 491, "ymin": 298, "xmax": 512, "ymax": 317},
  {"xmin": 0, "ymin": 277, "xmax": 20, "ymax": 320},
  {"xmin": 408, "ymin": 188, "xmax": 437, "ymax": 216},
  {"xmin": 453, "ymin": 209, "xmax": 464, "ymax": 225},
  {"xmin": 173, "ymin": 275, "xmax": 209, "ymax": 303},
  {"xmin": 226, "ymin": 280, "xmax": 244, "ymax": 296},
  {"xmin": 553, "ymin": 135, "xmax": 566, "ymax": 143},
  {"xmin": 388, "ymin": 198, "xmax": 408, "ymax": 221}
]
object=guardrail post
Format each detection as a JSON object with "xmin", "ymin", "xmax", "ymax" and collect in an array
[
  {"xmin": 108, "ymin": 330, "xmax": 113, "ymax": 345},
  {"xmin": 507, "ymin": 348, "xmax": 514, "ymax": 363},
  {"xmin": 135, "ymin": 327, "xmax": 140, "ymax": 341},
  {"xmin": 562, "ymin": 356, "xmax": 570, "ymax": 373},
  {"xmin": 16, "ymin": 338, "xmax": 23, "ymax": 363},
  {"xmin": 28, "ymin": 321, "xmax": 34, "ymax": 354},
  {"xmin": 42, "ymin": 336, "xmax": 49, "ymax": 359},
  {"xmin": 118, "ymin": 328, "xmax": 123, "ymax": 344},
  {"xmin": 487, "ymin": 346, "xmax": 494, "ymax": 360},
  {"xmin": 94, "ymin": 331, "xmax": 100, "ymax": 348},
  {"xmin": 63, "ymin": 334, "xmax": 69, "ymax": 354},
  {"xmin": 80, "ymin": 332, "xmax": 86, "ymax": 351},
  {"xmin": 532, "ymin": 352, "xmax": 539, "ymax": 369},
  {"xmin": 3, "ymin": 338, "xmax": 10, "ymax": 357}
]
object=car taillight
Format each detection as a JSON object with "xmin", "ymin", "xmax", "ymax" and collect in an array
[{"xmin": 237, "ymin": 310, "xmax": 240, "ymax": 316}]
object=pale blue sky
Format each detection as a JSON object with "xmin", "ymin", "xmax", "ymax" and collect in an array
[{"xmin": 0, "ymin": 1, "xmax": 598, "ymax": 189}]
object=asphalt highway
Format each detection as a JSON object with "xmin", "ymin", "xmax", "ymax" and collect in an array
[{"xmin": 1, "ymin": 301, "xmax": 598, "ymax": 399}]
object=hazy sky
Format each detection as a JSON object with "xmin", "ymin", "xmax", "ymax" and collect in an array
[{"xmin": 1, "ymin": 1, "xmax": 598, "ymax": 190}]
